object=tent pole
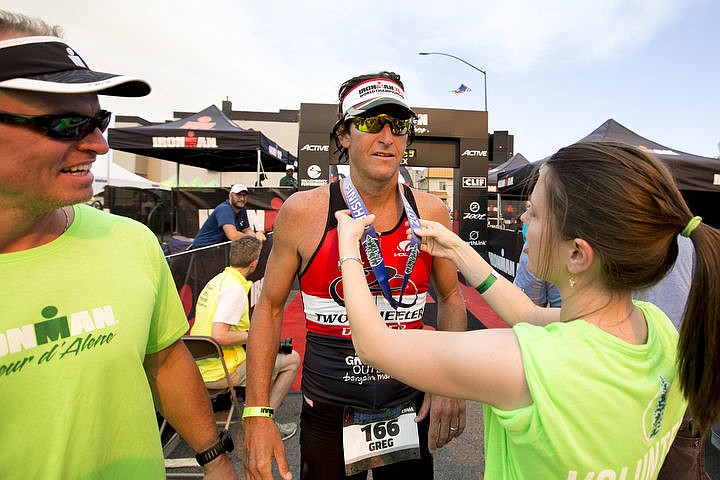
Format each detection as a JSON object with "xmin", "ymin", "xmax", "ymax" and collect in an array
[
  {"xmin": 106, "ymin": 152, "xmax": 111, "ymax": 189},
  {"xmin": 172, "ymin": 162, "xmax": 179, "ymax": 234},
  {"xmin": 104, "ymin": 117, "xmax": 112, "ymax": 193},
  {"xmin": 257, "ymin": 149, "xmax": 261, "ymax": 185}
]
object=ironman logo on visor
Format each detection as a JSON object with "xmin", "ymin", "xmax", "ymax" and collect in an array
[{"xmin": 341, "ymin": 78, "xmax": 413, "ymax": 120}]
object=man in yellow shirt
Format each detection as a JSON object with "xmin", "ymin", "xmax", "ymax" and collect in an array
[{"xmin": 191, "ymin": 236, "xmax": 299, "ymax": 440}]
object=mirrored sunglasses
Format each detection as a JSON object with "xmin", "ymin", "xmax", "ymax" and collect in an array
[
  {"xmin": 0, "ymin": 110, "xmax": 112, "ymax": 141},
  {"xmin": 351, "ymin": 114, "xmax": 412, "ymax": 136}
]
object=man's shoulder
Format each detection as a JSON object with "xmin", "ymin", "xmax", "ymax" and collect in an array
[
  {"xmin": 214, "ymin": 200, "xmax": 232, "ymax": 210},
  {"xmin": 74, "ymin": 204, "xmax": 158, "ymax": 245},
  {"xmin": 273, "ymin": 186, "xmax": 331, "ymax": 254},
  {"xmin": 407, "ymin": 187, "xmax": 439, "ymax": 203},
  {"xmin": 213, "ymin": 200, "xmax": 241, "ymax": 222},
  {"xmin": 407, "ymin": 188, "xmax": 449, "ymax": 221},
  {"xmin": 279, "ymin": 185, "xmax": 330, "ymax": 214},
  {"xmin": 76, "ymin": 203, "xmax": 148, "ymax": 230}
]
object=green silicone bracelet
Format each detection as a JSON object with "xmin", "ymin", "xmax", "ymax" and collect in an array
[
  {"xmin": 242, "ymin": 406, "xmax": 274, "ymax": 419},
  {"xmin": 475, "ymin": 270, "xmax": 498, "ymax": 295}
]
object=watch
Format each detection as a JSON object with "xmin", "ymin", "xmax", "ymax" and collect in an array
[{"xmin": 195, "ymin": 429, "xmax": 234, "ymax": 466}]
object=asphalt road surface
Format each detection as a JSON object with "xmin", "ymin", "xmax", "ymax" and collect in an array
[{"xmin": 169, "ymin": 392, "xmax": 720, "ymax": 479}]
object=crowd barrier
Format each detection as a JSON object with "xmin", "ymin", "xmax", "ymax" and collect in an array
[
  {"xmin": 104, "ymin": 186, "xmax": 294, "ymax": 242},
  {"xmin": 487, "ymin": 228, "xmax": 524, "ymax": 282}
]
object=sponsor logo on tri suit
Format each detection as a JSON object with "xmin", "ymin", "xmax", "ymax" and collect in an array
[
  {"xmin": 343, "ymin": 354, "xmax": 391, "ymax": 385},
  {"xmin": 314, "ymin": 308, "xmax": 425, "ymax": 325},
  {"xmin": 329, "ymin": 266, "xmax": 419, "ymax": 309},
  {"xmin": 394, "ymin": 240, "xmax": 411, "ymax": 257},
  {"xmin": 315, "ymin": 312, "xmax": 347, "ymax": 324}
]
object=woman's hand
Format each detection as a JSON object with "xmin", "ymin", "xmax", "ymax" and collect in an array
[
  {"xmin": 412, "ymin": 219, "xmax": 463, "ymax": 262},
  {"xmin": 335, "ymin": 210, "xmax": 375, "ymax": 255}
]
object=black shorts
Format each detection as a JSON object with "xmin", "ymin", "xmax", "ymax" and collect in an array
[{"xmin": 299, "ymin": 394, "xmax": 433, "ymax": 480}]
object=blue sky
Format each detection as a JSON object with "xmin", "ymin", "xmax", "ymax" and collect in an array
[{"xmin": 5, "ymin": 0, "xmax": 719, "ymax": 161}]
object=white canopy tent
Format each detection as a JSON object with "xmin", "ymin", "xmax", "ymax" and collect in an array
[{"xmin": 91, "ymin": 153, "xmax": 161, "ymax": 195}]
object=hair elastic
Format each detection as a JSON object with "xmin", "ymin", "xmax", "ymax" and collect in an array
[{"xmin": 681, "ymin": 216, "xmax": 702, "ymax": 237}]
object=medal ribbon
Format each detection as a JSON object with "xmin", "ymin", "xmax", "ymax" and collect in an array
[{"xmin": 343, "ymin": 178, "xmax": 422, "ymax": 310}]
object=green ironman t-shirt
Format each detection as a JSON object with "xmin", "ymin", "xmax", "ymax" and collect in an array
[
  {"xmin": 483, "ymin": 301, "xmax": 687, "ymax": 479},
  {"xmin": 0, "ymin": 205, "xmax": 188, "ymax": 479}
]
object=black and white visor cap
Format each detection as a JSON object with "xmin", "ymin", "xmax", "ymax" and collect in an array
[
  {"xmin": 341, "ymin": 78, "xmax": 415, "ymax": 120},
  {"xmin": 0, "ymin": 36, "xmax": 150, "ymax": 97}
]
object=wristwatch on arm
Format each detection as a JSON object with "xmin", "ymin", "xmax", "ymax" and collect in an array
[{"xmin": 195, "ymin": 429, "xmax": 234, "ymax": 466}]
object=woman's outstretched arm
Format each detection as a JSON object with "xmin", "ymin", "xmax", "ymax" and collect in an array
[
  {"xmin": 335, "ymin": 211, "xmax": 530, "ymax": 410},
  {"xmin": 413, "ymin": 218, "xmax": 560, "ymax": 327}
]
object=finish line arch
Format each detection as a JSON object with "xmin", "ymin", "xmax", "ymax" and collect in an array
[{"xmin": 297, "ymin": 103, "xmax": 489, "ymax": 256}]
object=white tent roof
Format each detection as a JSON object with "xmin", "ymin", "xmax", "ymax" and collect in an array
[{"xmin": 91, "ymin": 154, "xmax": 161, "ymax": 194}]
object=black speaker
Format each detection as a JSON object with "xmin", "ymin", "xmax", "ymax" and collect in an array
[{"xmin": 489, "ymin": 131, "xmax": 514, "ymax": 167}]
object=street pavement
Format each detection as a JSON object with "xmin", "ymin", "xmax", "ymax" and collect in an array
[
  {"xmin": 168, "ymin": 392, "xmax": 486, "ymax": 478},
  {"xmin": 169, "ymin": 390, "xmax": 720, "ymax": 479}
]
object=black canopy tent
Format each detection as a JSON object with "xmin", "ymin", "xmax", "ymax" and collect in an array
[
  {"xmin": 488, "ymin": 153, "xmax": 530, "ymax": 227},
  {"xmin": 107, "ymin": 105, "xmax": 297, "ymax": 182},
  {"xmin": 580, "ymin": 119, "xmax": 720, "ymax": 193},
  {"xmin": 488, "ymin": 153, "xmax": 529, "ymax": 186},
  {"xmin": 496, "ymin": 162, "xmax": 539, "ymax": 195},
  {"xmin": 497, "ymin": 119, "xmax": 720, "ymax": 226},
  {"xmin": 108, "ymin": 105, "xmax": 299, "ymax": 232}
]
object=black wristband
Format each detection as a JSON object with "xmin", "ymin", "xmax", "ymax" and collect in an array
[{"xmin": 195, "ymin": 429, "xmax": 234, "ymax": 466}]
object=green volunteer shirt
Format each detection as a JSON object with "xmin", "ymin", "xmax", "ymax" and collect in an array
[
  {"xmin": 0, "ymin": 204, "xmax": 188, "ymax": 479},
  {"xmin": 483, "ymin": 301, "xmax": 687, "ymax": 479}
]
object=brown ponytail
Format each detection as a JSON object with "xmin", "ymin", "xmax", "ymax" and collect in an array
[
  {"xmin": 544, "ymin": 141, "xmax": 720, "ymax": 433},
  {"xmin": 677, "ymin": 222, "xmax": 720, "ymax": 433}
]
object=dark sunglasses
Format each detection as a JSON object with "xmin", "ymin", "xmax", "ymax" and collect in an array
[
  {"xmin": 351, "ymin": 114, "xmax": 412, "ymax": 136},
  {"xmin": 0, "ymin": 110, "xmax": 112, "ymax": 141}
]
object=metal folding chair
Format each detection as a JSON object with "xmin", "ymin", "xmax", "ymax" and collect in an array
[{"xmin": 161, "ymin": 335, "xmax": 243, "ymax": 477}]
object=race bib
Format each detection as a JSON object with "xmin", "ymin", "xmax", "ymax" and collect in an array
[{"xmin": 342, "ymin": 401, "xmax": 420, "ymax": 475}]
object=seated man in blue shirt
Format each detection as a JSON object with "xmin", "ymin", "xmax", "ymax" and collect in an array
[{"xmin": 192, "ymin": 184, "xmax": 266, "ymax": 248}]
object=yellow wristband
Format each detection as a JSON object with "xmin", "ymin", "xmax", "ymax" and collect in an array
[{"xmin": 242, "ymin": 406, "xmax": 274, "ymax": 419}]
